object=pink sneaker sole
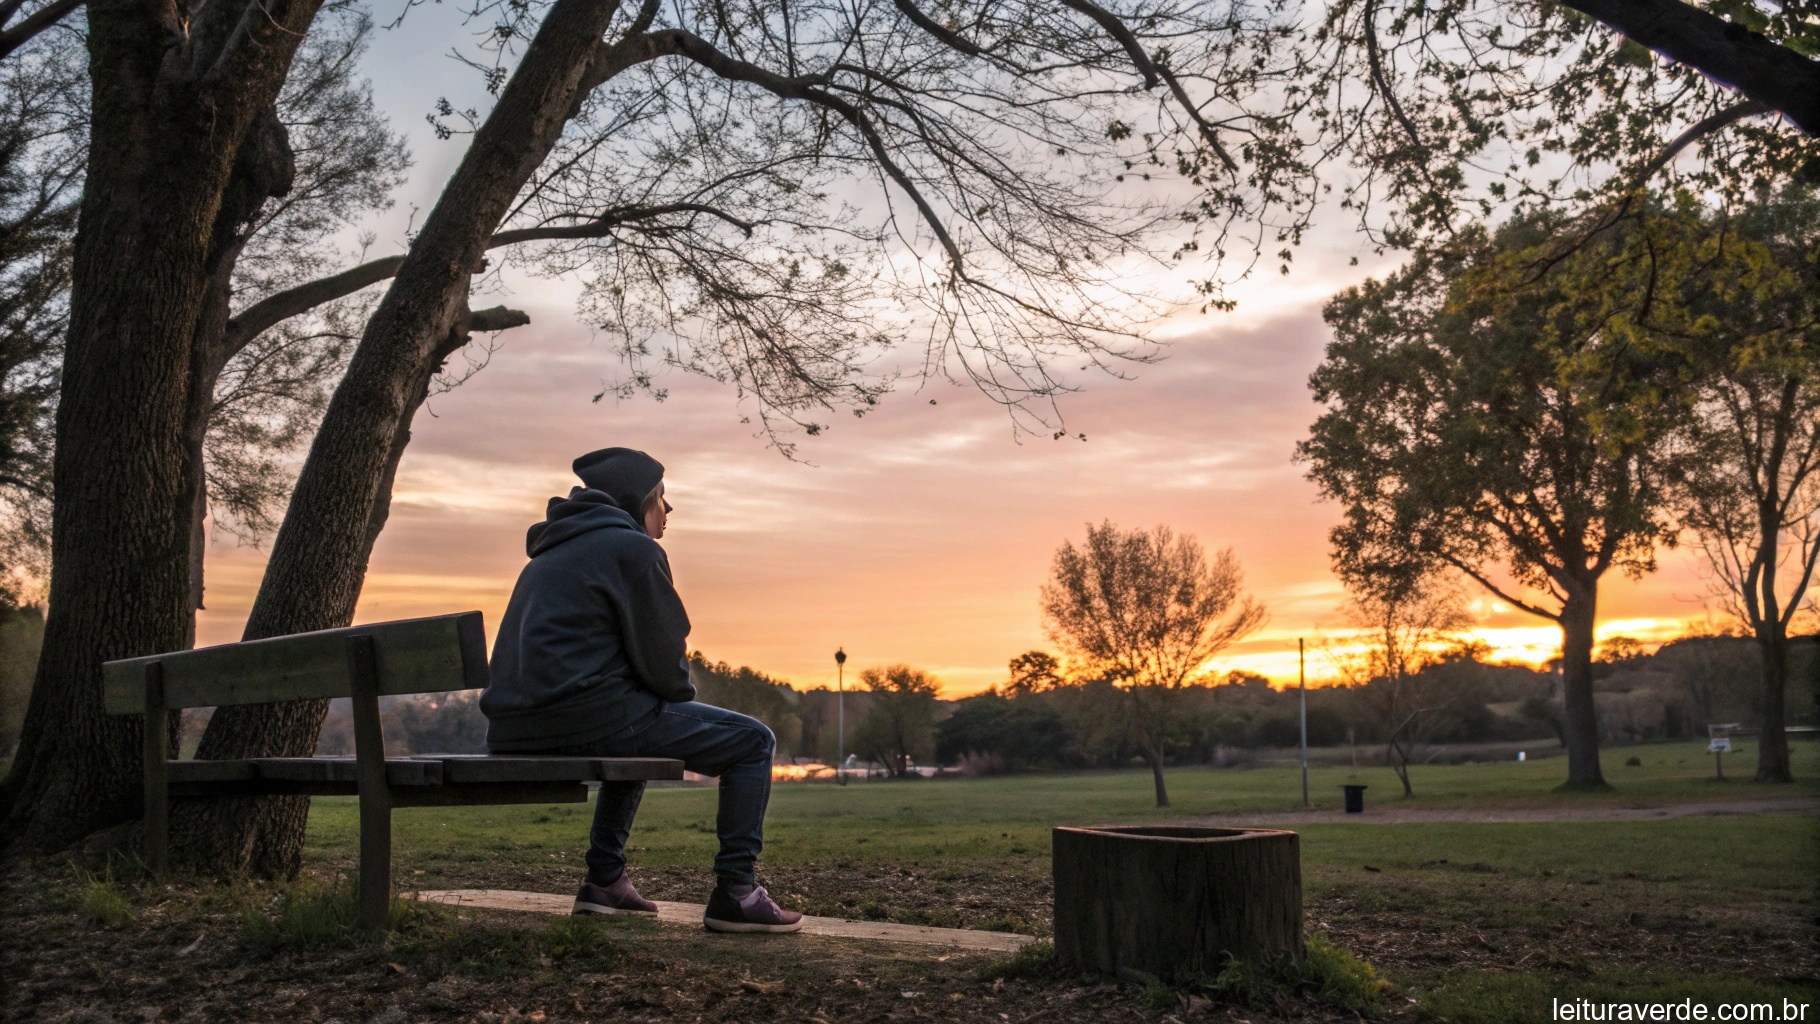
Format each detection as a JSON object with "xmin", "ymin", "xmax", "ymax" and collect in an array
[{"xmin": 703, "ymin": 914, "xmax": 803, "ymax": 934}]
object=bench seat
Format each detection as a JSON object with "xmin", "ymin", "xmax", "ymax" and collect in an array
[
  {"xmin": 166, "ymin": 755, "xmax": 683, "ymax": 786},
  {"xmin": 165, "ymin": 754, "xmax": 684, "ymax": 807}
]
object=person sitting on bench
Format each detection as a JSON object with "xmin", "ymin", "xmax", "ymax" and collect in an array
[{"xmin": 480, "ymin": 447, "xmax": 802, "ymax": 934}]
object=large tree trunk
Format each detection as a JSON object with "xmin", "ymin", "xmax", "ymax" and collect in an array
[
  {"xmin": 0, "ymin": 5, "xmax": 317, "ymax": 853},
  {"xmin": 174, "ymin": 0, "xmax": 624, "ymax": 877},
  {"xmin": 1753, "ymin": 624, "xmax": 1792, "ymax": 783},
  {"xmin": 171, "ymin": 328, "xmax": 472, "ymax": 876},
  {"xmin": 1141, "ymin": 741, "xmax": 1169, "ymax": 808},
  {"xmin": 1557, "ymin": 588, "xmax": 1608, "ymax": 790}
]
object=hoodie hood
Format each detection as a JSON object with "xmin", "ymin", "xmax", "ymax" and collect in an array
[{"xmin": 526, "ymin": 487, "xmax": 644, "ymax": 557}]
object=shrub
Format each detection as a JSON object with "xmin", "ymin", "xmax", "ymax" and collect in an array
[{"xmin": 75, "ymin": 877, "xmax": 133, "ymax": 929}]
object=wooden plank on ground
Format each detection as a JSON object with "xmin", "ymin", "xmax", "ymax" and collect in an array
[
  {"xmin": 101, "ymin": 611, "xmax": 487, "ymax": 713},
  {"xmin": 409, "ymin": 889, "xmax": 1035, "ymax": 953}
]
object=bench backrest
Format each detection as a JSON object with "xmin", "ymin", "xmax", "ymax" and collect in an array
[{"xmin": 102, "ymin": 611, "xmax": 488, "ymax": 714}]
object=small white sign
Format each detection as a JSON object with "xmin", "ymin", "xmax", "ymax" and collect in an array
[{"xmin": 1708, "ymin": 737, "xmax": 1732, "ymax": 754}]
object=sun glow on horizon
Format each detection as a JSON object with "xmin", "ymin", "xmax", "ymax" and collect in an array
[{"xmin": 1211, "ymin": 616, "xmax": 1713, "ymax": 691}]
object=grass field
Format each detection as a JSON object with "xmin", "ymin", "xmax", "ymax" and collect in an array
[
  {"xmin": 304, "ymin": 736, "xmax": 1820, "ymax": 884},
  {"xmin": 4, "ymin": 739, "xmax": 1814, "ymax": 1024}
]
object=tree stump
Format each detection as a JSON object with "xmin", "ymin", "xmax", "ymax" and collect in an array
[{"xmin": 1052, "ymin": 826, "xmax": 1302, "ymax": 982}]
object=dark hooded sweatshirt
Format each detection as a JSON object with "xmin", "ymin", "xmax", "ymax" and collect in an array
[{"xmin": 481, "ymin": 487, "xmax": 696, "ymax": 751}]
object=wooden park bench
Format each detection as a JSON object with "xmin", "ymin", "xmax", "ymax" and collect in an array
[{"xmin": 102, "ymin": 611, "xmax": 683, "ymax": 929}]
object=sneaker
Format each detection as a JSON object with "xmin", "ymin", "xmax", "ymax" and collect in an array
[
  {"xmin": 703, "ymin": 883, "xmax": 803, "ymax": 934},
  {"xmin": 572, "ymin": 874, "xmax": 658, "ymax": 916}
]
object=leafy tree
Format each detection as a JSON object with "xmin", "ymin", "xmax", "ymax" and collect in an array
[
  {"xmin": 1299, "ymin": 204, "xmax": 1697, "ymax": 789},
  {"xmin": 935, "ymin": 690, "xmax": 1073, "ymax": 771},
  {"xmin": 1005, "ymin": 650, "xmax": 1065, "ymax": 697},
  {"xmin": 1669, "ymin": 190, "xmax": 1820, "ymax": 782},
  {"xmin": 1041, "ymin": 520, "xmax": 1264, "ymax": 806},
  {"xmin": 854, "ymin": 665, "xmax": 939, "ymax": 776}
]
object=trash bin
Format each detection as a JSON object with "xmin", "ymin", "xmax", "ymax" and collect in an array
[{"xmin": 1342, "ymin": 784, "xmax": 1368, "ymax": 814}]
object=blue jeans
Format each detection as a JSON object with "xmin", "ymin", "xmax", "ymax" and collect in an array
[{"xmin": 530, "ymin": 702, "xmax": 775, "ymax": 887}]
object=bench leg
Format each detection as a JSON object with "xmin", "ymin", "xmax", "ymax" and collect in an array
[
  {"xmin": 348, "ymin": 634, "xmax": 392, "ymax": 930},
  {"xmin": 142, "ymin": 663, "xmax": 169, "ymax": 877},
  {"xmin": 356, "ymin": 777, "xmax": 392, "ymax": 930}
]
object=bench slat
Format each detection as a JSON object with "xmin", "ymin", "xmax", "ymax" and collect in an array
[
  {"xmin": 422, "ymin": 755, "xmax": 684, "ymax": 783},
  {"xmin": 393, "ymin": 782, "xmax": 591, "ymax": 807},
  {"xmin": 167, "ymin": 755, "xmax": 683, "ymax": 787},
  {"xmin": 101, "ymin": 612, "xmax": 488, "ymax": 714},
  {"xmin": 251, "ymin": 757, "xmax": 444, "ymax": 787},
  {"xmin": 167, "ymin": 760, "xmax": 259, "ymax": 783}
]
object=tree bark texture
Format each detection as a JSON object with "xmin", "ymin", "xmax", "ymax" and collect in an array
[
  {"xmin": 171, "ymin": 313, "xmax": 506, "ymax": 876},
  {"xmin": 1754, "ymin": 626, "xmax": 1792, "ymax": 783},
  {"xmin": 1053, "ymin": 826, "xmax": 1302, "ymax": 982},
  {"xmin": 0, "ymin": 0, "xmax": 319, "ymax": 853},
  {"xmin": 1143, "ymin": 746, "xmax": 1169, "ymax": 808},
  {"xmin": 1557, "ymin": 589, "xmax": 1608, "ymax": 789},
  {"xmin": 172, "ymin": 0, "xmax": 616, "ymax": 880}
]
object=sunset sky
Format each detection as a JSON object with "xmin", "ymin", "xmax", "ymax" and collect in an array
[{"xmin": 191, "ymin": 12, "xmax": 1732, "ymax": 697}]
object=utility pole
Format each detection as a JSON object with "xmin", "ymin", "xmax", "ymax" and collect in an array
[
  {"xmin": 835, "ymin": 647, "xmax": 847, "ymax": 785},
  {"xmin": 1299, "ymin": 638, "xmax": 1309, "ymax": 808}
]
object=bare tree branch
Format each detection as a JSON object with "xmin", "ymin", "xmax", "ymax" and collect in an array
[
  {"xmin": 1559, "ymin": 0, "xmax": 1820, "ymax": 135},
  {"xmin": 222, "ymin": 202, "xmax": 753, "ymax": 355},
  {"xmin": 889, "ymin": 0, "xmax": 984, "ymax": 57},
  {"xmin": 0, "ymin": 0, "xmax": 81, "ymax": 62}
]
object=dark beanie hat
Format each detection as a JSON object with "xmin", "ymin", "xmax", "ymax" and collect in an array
[{"xmin": 572, "ymin": 447, "xmax": 664, "ymax": 517}]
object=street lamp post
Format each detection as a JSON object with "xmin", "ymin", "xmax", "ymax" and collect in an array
[
  {"xmin": 835, "ymin": 647, "xmax": 847, "ymax": 785},
  {"xmin": 1299, "ymin": 638, "xmax": 1308, "ymax": 808}
]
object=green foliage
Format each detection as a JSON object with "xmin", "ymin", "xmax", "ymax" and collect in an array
[
  {"xmin": 1184, "ymin": 933, "xmax": 1385, "ymax": 1014},
  {"xmin": 935, "ymin": 690, "xmax": 1074, "ymax": 770},
  {"xmin": 854, "ymin": 664, "xmax": 940, "ymax": 774},
  {"xmin": 1300, "ymin": 204, "xmax": 1698, "ymax": 605},
  {"xmin": 976, "ymin": 940, "xmax": 1057, "ymax": 982},
  {"xmin": 1294, "ymin": 933, "xmax": 1388, "ymax": 1013},
  {"xmin": 72, "ymin": 869, "xmax": 134, "ymax": 929}
]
